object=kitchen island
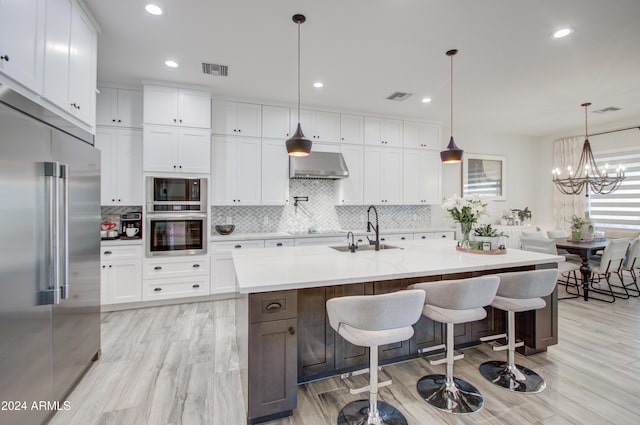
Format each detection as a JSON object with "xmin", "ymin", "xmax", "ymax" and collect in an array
[{"xmin": 234, "ymin": 239, "xmax": 563, "ymax": 424}]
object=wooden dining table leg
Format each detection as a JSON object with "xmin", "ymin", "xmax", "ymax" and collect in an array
[{"xmin": 579, "ymin": 256, "xmax": 592, "ymax": 301}]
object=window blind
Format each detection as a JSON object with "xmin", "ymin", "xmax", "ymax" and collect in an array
[{"xmin": 589, "ymin": 149, "xmax": 640, "ymax": 230}]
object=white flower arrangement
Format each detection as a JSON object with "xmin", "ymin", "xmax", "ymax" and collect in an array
[{"xmin": 441, "ymin": 193, "xmax": 488, "ymax": 224}]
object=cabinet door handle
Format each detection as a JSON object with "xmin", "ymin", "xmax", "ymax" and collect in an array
[
  {"xmin": 179, "ymin": 165, "xmax": 182, "ymax": 169},
  {"xmin": 0, "ymin": 55, "xmax": 9, "ymax": 62},
  {"xmin": 288, "ymin": 326, "xmax": 295, "ymax": 335},
  {"xmin": 192, "ymin": 284, "xmax": 200, "ymax": 288},
  {"xmin": 154, "ymin": 287, "xmax": 162, "ymax": 292},
  {"xmin": 234, "ymin": 244, "xmax": 242, "ymax": 249},
  {"xmin": 193, "ymin": 264, "xmax": 200, "ymax": 268},
  {"xmin": 173, "ymin": 165, "xmax": 177, "ymax": 169},
  {"xmin": 276, "ymin": 243, "xmax": 283, "ymax": 247},
  {"xmin": 102, "ymin": 265, "xmax": 106, "ymax": 269},
  {"xmin": 112, "ymin": 119, "xmax": 116, "ymax": 122},
  {"xmin": 108, "ymin": 265, "xmax": 112, "ymax": 268},
  {"xmin": 154, "ymin": 266, "xmax": 162, "ymax": 270},
  {"xmin": 266, "ymin": 302, "xmax": 282, "ymax": 311},
  {"xmin": 238, "ymin": 129, "xmax": 241, "ymax": 133},
  {"xmin": 422, "ymin": 236, "xmax": 426, "ymax": 239},
  {"xmin": 401, "ymin": 237, "xmax": 406, "ymax": 240},
  {"xmin": 173, "ymin": 118, "xmax": 177, "ymax": 123},
  {"xmin": 441, "ymin": 234, "xmax": 447, "ymax": 238},
  {"xmin": 118, "ymin": 119, "xmax": 121, "ymax": 123},
  {"xmin": 104, "ymin": 250, "xmax": 112, "ymax": 255},
  {"xmin": 179, "ymin": 119, "xmax": 182, "ymax": 123}
]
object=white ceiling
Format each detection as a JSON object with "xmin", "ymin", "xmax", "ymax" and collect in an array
[{"xmin": 84, "ymin": 0, "xmax": 640, "ymax": 137}]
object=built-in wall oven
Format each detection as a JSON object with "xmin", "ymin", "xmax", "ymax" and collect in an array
[{"xmin": 145, "ymin": 177, "xmax": 208, "ymax": 257}]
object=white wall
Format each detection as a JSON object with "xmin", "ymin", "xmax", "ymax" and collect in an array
[
  {"xmin": 431, "ymin": 127, "xmax": 541, "ymax": 227},
  {"xmin": 536, "ymin": 115, "xmax": 640, "ymax": 232}
]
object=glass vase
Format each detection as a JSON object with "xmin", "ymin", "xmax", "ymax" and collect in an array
[{"xmin": 459, "ymin": 221, "xmax": 473, "ymax": 249}]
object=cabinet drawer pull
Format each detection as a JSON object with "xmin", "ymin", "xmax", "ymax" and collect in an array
[
  {"xmin": 154, "ymin": 287, "xmax": 162, "ymax": 292},
  {"xmin": 266, "ymin": 302, "xmax": 282, "ymax": 311},
  {"xmin": 288, "ymin": 326, "xmax": 295, "ymax": 335},
  {"xmin": 276, "ymin": 243, "xmax": 283, "ymax": 247},
  {"xmin": 102, "ymin": 265, "xmax": 105, "ymax": 269},
  {"xmin": 154, "ymin": 266, "xmax": 162, "ymax": 270},
  {"xmin": 441, "ymin": 234, "xmax": 447, "ymax": 238},
  {"xmin": 422, "ymin": 236, "xmax": 427, "ymax": 239},
  {"xmin": 234, "ymin": 244, "xmax": 242, "ymax": 249},
  {"xmin": 401, "ymin": 237, "xmax": 406, "ymax": 240},
  {"xmin": 193, "ymin": 264, "xmax": 200, "ymax": 268},
  {"xmin": 192, "ymin": 284, "xmax": 200, "ymax": 288},
  {"xmin": 103, "ymin": 250, "xmax": 112, "ymax": 255}
]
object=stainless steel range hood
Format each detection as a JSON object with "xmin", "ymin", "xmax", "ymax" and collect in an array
[{"xmin": 289, "ymin": 151, "xmax": 349, "ymax": 179}]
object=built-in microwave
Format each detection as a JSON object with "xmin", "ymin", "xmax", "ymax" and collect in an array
[
  {"xmin": 146, "ymin": 177, "xmax": 207, "ymax": 212},
  {"xmin": 146, "ymin": 213, "xmax": 208, "ymax": 257}
]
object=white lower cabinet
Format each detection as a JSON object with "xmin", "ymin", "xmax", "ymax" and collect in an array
[
  {"xmin": 100, "ymin": 244, "xmax": 142, "ymax": 305},
  {"xmin": 143, "ymin": 255, "xmax": 210, "ymax": 301},
  {"xmin": 211, "ymin": 240, "xmax": 265, "ymax": 294},
  {"xmin": 414, "ymin": 231, "xmax": 454, "ymax": 240},
  {"xmin": 379, "ymin": 233, "xmax": 413, "ymax": 243}
]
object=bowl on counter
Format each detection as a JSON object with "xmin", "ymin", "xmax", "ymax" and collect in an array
[{"xmin": 215, "ymin": 225, "xmax": 236, "ymax": 235}]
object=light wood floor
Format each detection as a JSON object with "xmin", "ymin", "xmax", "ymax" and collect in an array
[{"xmin": 49, "ymin": 286, "xmax": 640, "ymax": 425}]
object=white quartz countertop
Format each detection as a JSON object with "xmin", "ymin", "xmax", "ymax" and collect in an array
[
  {"xmin": 100, "ymin": 238, "xmax": 143, "ymax": 246},
  {"xmin": 232, "ymin": 239, "xmax": 563, "ymax": 294},
  {"xmin": 210, "ymin": 227, "xmax": 455, "ymax": 242}
]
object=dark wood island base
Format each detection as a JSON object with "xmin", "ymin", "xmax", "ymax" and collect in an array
[{"xmin": 237, "ymin": 262, "xmax": 558, "ymax": 424}]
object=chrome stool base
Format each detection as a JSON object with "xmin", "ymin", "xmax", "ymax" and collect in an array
[
  {"xmin": 337, "ymin": 400, "xmax": 408, "ymax": 425},
  {"xmin": 416, "ymin": 374, "xmax": 483, "ymax": 414},
  {"xmin": 479, "ymin": 360, "xmax": 546, "ymax": 393}
]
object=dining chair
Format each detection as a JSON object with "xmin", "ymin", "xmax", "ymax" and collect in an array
[
  {"xmin": 619, "ymin": 238, "xmax": 640, "ymax": 297},
  {"xmin": 545, "ymin": 230, "xmax": 582, "ymax": 262},
  {"xmin": 588, "ymin": 238, "xmax": 631, "ymax": 303},
  {"xmin": 519, "ymin": 237, "xmax": 580, "ymax": 299}
]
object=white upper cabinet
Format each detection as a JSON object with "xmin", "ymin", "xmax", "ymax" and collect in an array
[
  {"xmin": 291, "ymin": 109, "xmax": 340, "ymax": 143},
  {"xmin": 144, "ymin": 85, "xmax": 211, "ymax": 128},
  {"xmin": 403, "ymin": 121, "xmax": 441, "ymax": 149},
  {"xmin": 42, "ymin": 0, "xmax": 71, "ymax": 107},
  {"xmin": 262, "ymin": 105, "xmax": 290, "ymax": 139},
  {"xmin": 143, "ymin": 124, "xmax": 210, "ymax": 173},
  {"xmin": 340, "ymin": 114, "xmax": 364, "ymax": 144},
  {"xmin": 336, "ymin": 144, "xmax": 364, "ymax": 205},
  {"xmin": 96, "ymin": 87, "xmax": 143, "ymax": 128},
  {"xmin": 363, "ymin": 146, "xmax": 403, "ymax": 204},
  {"xmin": 67, "ymin": 1, "xmax": 96, "ymax": 125},
  {"xmin": 95, "ymin": 127, "xmax": 143, "ymax": 206},
  {"xmin": 213, "ymin": 100, "xmax": 261, "ymax": 137},
  {"xmin": 0, "ymin": 0, "xmax": 45, "ymax": 92},
  {"xmin": 212, "ymin": 136, "xmax": 261, "ymax": 205},
  {"xmin": 364, "ymin": 117, "xmax": 403, "ymax": 147},
  {"xmin": 261, "ymin": 138, "xmax": 289, "ymax": 206},
  {"xmin": 403, "ymin": 149, "xmax": 441, "ymax": 205},
  {"xmin": 42, "ymin": 0, "xmax": 97, "ymax": 127}
]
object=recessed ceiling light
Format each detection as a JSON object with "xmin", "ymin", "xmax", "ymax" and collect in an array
[
  {"xmin": 164, "ymin": 60, "xmax": 178, "ymax": 68},
  {"xmin": 313, "ymin": 82, "xmax": 324, "ymax": 88},
  {"xmin": 422, "ymin": 97, "xmax": 432, "ymax": 103},
  {"xmin": 145, "ymin": 4, "xmax": 163, "ymax": 16},
  {"xmin": 552, "ymin": 27, "xmax": 573, "ymax": 39}
]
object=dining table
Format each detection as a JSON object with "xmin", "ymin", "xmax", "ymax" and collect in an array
[{"xmin": 554, "ymin": 238, "xmax": 611, "ymax": 301}]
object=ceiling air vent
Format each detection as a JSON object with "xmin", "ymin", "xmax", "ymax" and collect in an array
[
  {"xmin": 593, "ymin": 106, "xmax": 621, "ymax": 114},
  {"xmin": 386, "ymin": 91, "xmax": 413, "ymax": 101},
  {"xmin": 201, "ymin": 62, "xmax": 229, "ymax": 77}
]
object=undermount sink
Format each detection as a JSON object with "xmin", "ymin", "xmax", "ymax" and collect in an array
[{"xmin": 330, "ymin": 244, "xmax": 400, "ymax": 252}]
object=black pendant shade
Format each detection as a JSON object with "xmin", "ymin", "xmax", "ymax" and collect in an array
[
  {"xmin": 440, "ymin": 136, "xmax": 463, "ymax": 163},
  {"xmin": 286, "ymin": 123, "xmax": 312, "ymax": 157}
]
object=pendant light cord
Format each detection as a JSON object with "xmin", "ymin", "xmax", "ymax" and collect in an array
[
  {"xmin": 297, "ymin": 21, "xmax": 301, "ymax": 124},
  {"xmin": 584, "ymin": 103, "xmax": 588, "ymax": 139},
  {"xmin": 450, "ymin": 53, "xmax": 454, "ymax": 138}
]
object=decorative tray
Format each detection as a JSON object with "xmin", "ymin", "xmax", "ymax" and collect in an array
[{"xmin": 456, "ymin": 246, "xmax": 507, "ymax": 255}]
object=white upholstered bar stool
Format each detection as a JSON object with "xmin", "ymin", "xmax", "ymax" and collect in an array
[
  {"xmin": 479, "ymin": 269, "xmax": 559, "ymax": 393},
  {"xmin": 326, "ymin": 289, "xmax": 425, "ymax": 425},
  {"xmin": 408, "ymin": 276, "xmax": 500, "ymax": 414}
]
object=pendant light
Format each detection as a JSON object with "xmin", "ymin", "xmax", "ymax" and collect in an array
[
  {"xmin": 440, "ymin": 49, "xmax": 464, "ymax": 163},
  {"xmin": 286, "ymin": 14, "xmax": 312, "ymax": 157}
]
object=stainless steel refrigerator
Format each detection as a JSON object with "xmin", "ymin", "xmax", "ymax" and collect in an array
[{"xmin": 0, "ymin": 83, "xmax": 101, "ymax": 425}]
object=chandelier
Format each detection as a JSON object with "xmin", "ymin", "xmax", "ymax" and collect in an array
[{"xmin": 552, "ymin": 102, "xmax": 625, "ymax": 197}]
